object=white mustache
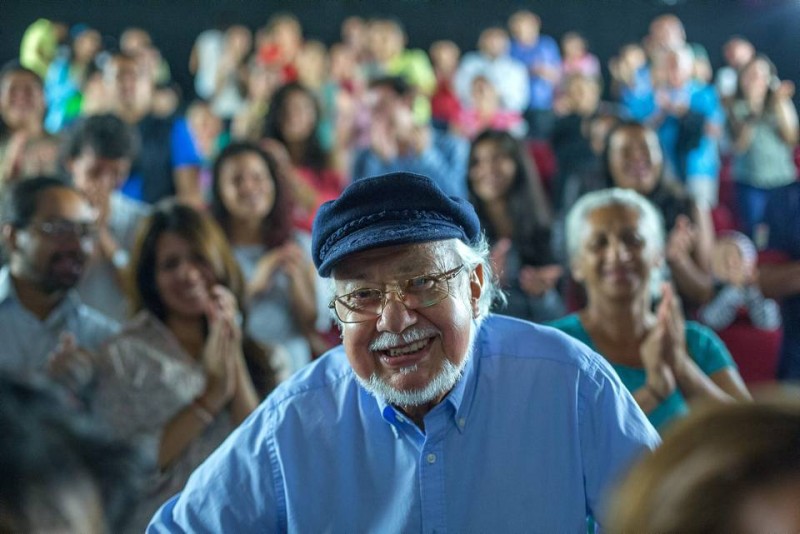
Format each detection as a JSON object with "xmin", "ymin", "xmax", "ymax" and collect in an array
[{"xmin": 368, "ymin": 327, "xmax": 440, "ymax": 352}]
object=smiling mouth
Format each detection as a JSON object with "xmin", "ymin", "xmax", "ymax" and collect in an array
[{"xmin": 384, "ymin": 338, "xmax": 431, "ymax": 357}]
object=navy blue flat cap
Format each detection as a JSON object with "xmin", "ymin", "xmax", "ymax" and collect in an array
[{"xmin": 312, "ymin": 172, "xmax": 481, "ymax": 277}]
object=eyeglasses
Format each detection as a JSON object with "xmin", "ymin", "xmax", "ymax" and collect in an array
[
  {"xmin": 329, "ymin": 264, "xmax": 465, "ymax": 324},
  {"xmin": 26, "ymin": 220, "xmax": 98, "ymax": 241}
]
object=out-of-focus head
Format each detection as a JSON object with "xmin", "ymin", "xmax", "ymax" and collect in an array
[
  {"xmin": 70, "ymin": 26, "xmax": 102, "ymax": 64},
  {"xmin": 468, "ymin": 129, "xmax": 525, "ymax": 204},
  {"xmin": 224, "ymin": 25, "xmax": 253, "ymax": 58},
  {"xmin": 606, "ymin": 395, "xmax": 800, "ymax": 534},
  {"xmin": 0, "ymin": 376, "xmax": 143, "ymax": 533},
  {"xmin": 588, "ymin": 112, "xmax": 620, "ymax": 156},
  {"xmin": 561, "ymin": 31, "xmax": 587, "ymax": 59},
  {"xmin": 64, "ymin": 113, "xmax": 138, "ymax": 210},
  {"xmin": 129, "ymin": 201, "xmax": 243, "ymax": 321},
  {"xmin": 562, "ymin": 74, "xmax": 601, "ymax": 115},
  {"xmin": 341, "ymin": 16, "xmax": 367, "ymax": 49},
  {"xmin": 648, "ymin": 14, "xmax": 686, "ymax": 51},
  {"xmin": 566, "ymin": 188, "xmax": 664, "ymax": 301},
  {"xmin": 266, "ymin": 81, "xmax": 320, "ymax": 144},
  {"xmin": 312, "ymin": 172, "xmax": 498, "ymax": 411},
  {"xmin": 605, "ymin": 121, "xmax": 664, "ymax": 195},
  {"xmin": 429, "ymin": 40, "xmax": 460, "ymax": 76},
  {"xmin": 724, "ymin": 36, "xmax": 755, "ymax": 69},
  {"xmin": 119, "ymin": 27, "xmax": 152, "ymax": 55},
  {"xmin": 478, "ymin": 27, "xmax": 509, "ymax": 59},
  {"xmin": 210, "ymin": 142, "xmax": 290, "ymax": 238},
  {"xmin": 508, "ymin": 10, "xmax": 541, "ymax": 45},
  {"xmin": 103, "ymin": 52, "xmax": 153, "ymax": 111},
  {"xmin": 368, "ymin": 18, "xmax": 406, "ymax": 63},
  {"xmin": 2, "ymin": 177, "xmax": 96, "ymax": 294},
  {"xmin": 0, "ymin": 61, "xmax": 45, "ymax": 131},
  {"xmin": 470, "ymin": 75, "xmax": 499, "ymax": 109},
  {"xmin": 296, "ymin": 40, "xmax": 329, "ymax": 88},
  {"xmin": 738, "ymin": 54, "xmax": 777, "ymax": 103}
]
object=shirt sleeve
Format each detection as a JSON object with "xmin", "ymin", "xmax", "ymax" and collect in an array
[
  {"xmin": 685, "ymin": 321, "xmax": 736, "ymax": 375},
  {"xmin": 146, "ymin": 406, "xmax": 281, "ymax": 533},
  {"xmin": 578, "ymin": 353, "xmax": 661, "ymax": 525},
  {"xmin": 170, "ymin": 118, "xmax": 203, "ymax": 169}
]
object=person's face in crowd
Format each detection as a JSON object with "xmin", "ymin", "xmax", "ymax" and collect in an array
[
  {"xmin": 564, "ymin": 75, "xmax": 600, "ymax": 115},
  {"xmin": 608, "ymin": 126, "xmax": 663, "ymax": 195},
  {"xmin": 665, "ymin": 49, "xmax": 692, "ymax": 89},
  {"xmin": 508, "ymin": 11, "xmax": 540, "ymax": 45},
  {"xmin": 105, "ymin": 56, "xmax": 153, "ymax": 111},
  {"xmin": 72, "ymin": 29, "xmax": 101, "ymax": 64},
  {"xmin": 329, "ymin": 44, "xmax": 356, "ymax": 81},
  {"xmin": 470, "ymin": 76, "xmax": 500, "ymax": 111},
  {"xmin": 724, "ymin": 38, "xmax": 755, "ymax": 70},
  {"xmin": 0, "ymin": 71, "xmax": 44, "ymax": 130},
  {"xmin": 573, "ymin": 205, "xmax": 652, "ymax": 301},
  {"xmin": 271, "ymin": 20, "xmax": 303, "ymax": 58},
  {"xmin": 68, "ymin": 149, "xmax": 131, "ymax": 212},
  {"xmin": 218, "ymin": 150, "xmax": 276, "ymax": 223},
  {"xmin": 154, "ymin": 231, "xmax": 215, "ymax": 320},
  {"xmin": 649, "ymin": 15, "xmax": 685, "ymax": 51},
  {"xmin": 341, "ymin": 16, "xmax": 367, "ymax": 51},
  {"xmin": 429, "ymin": 41, "xmax": 460, "ymax": 78},
  {"xmin": 296, "ymin": 41, "xmax": 328, "ymax": 87},
  {"xmin": 119, "ymin": 28, "xmax": 151, "ymax": 55},
  {"xmin": 478, "ymin": 28, "xmax": 509, "ymax": 59},
  {"xmin": 225, "ymin": 26, "xmax": 252, "ymax": 59},
  {"xmin": 469, "ymin": 139, "xmax": 516, "ymax": 202},
  {"xmin": 736, "ymin": 476, "xmax": 800, "ymax": 533},
  {"xmin": 740, "ymin": 58, "xmax": 772, "ymax": 103},
  {"xmin": 561, "ymin": 33, "xmax": 586, "ymax": 61},
  {"xmin": 280, "ymin": 88, "xmax": 318, "ymax": 143},
  {"xmin": 368, "ymin": 21, "xmax": 404, "ymax": 63},
  {"xmin": 333, "ymin": 240, "xmax": 481, "ymax": 408},
  {"xmin": 7, "ymin": 187, "xmax": 95, "ymax": 294}
]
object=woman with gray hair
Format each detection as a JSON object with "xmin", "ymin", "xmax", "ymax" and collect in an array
[{"xmin": 549, "ymin": 188, "xmax": 749, "ymax": 431}]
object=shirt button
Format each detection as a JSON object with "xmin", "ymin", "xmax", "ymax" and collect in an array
[
  {"xmin": 426, "ymin": 453, "xmax": 437, "ymax": 464},
  {"xmin": 458, "ymin": 418, "xmax": 466, "ymax": 428}
]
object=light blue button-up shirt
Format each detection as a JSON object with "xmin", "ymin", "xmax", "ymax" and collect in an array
[
  {"xmin": 0, "ymin": 267, "xmax": 120, "ymax": 381},
  {"xmin": 148, "ymin": 314, "xmax": 659, "ymax": 533}
]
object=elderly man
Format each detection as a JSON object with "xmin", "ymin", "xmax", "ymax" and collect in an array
[{"xmin": 148, "ymin": 172, "xmax": 659, "ymax": 532}]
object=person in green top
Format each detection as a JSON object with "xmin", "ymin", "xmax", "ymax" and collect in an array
[{"xmin": 549, "ymin": 188, "xmax": 750, "ymax": 430}]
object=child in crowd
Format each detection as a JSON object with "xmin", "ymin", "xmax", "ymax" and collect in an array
[{"xmin": 699, "ymin": 231, "xmax": 781, "ymax": 331}]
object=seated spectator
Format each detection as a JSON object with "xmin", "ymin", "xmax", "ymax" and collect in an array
[
  {"xmin": 454, "ymin": 76, "xmax": 526, "ymax": 139},
  {"xmin": 0, "ymin": 375, "xmax": 144, "ymax": 533},
  {"xmin": 262, "ymin": 82, "xmax": 345, "ymax": 231},
  {"xmin": 0, "ymin": 177, "xmax": 119, "ymax": 395},
  {"xmin": 455, "ymin": 27, "xmax": 530, "ymax": 116},
  {"xmin": 0, "ymin": 62, "xmax": 60, "ymax": 194},
  {"xmin": 101, "ymin": 52, "xmax": 202, "ymax": 207},
  {"xmin": 65, "ymin": 114, "xmax": 151, "ymax": 322},
  {"xmin": 211, "ymin": 142, "xmax": 328, "ymax": 372},
  {"xmin": 716, "ymin": 36, "xmax": 755, "ymax": 104},
  {"xmin": 604, "ymin": 121, "xmax": 716, "ymax": 307},
  {"xmin": 699, "ymin": 231, "xmax": 780, "ymax": 332},
  {"xmin": 608, "ymin": 42, "xmax": 648, "ymax": 102},
  {"xmin": 429, "ymin": 40, "xmax": 462, "ymax": 130},
  {"xmin": 230, "ymin": 57, "xmax": 284, "ymax": 143},
  {"xmin": 727, "ymin": 54, "xmax": 798, "ymax": 237},
  {"xmin": 508, "ymin": 10, "xmax": 561, "ymax": 138},
  {"xmin": 759, "ymin": 181, "xmax": 800, "ymax": 380},
  {"xmin": 467, "ymin": 129, "xmax": 564, "ymax": 322},
  {"xmin": 559, "ymin": 32, "xmax": 600, "ymax": 80},
  {"xmin": 606, "ymin": 395, "xmax": 800, "ymax": 533},
  {"xmin": 256, "ymin": 13, "xmax": 304, "ymax": 82},
  {"xmin": 92, "ymin": 201, "xmax": 277, "ymax": 531},
  {"xmin": 623, "ymin": 45, "xmax": 724, "ymax": 208},
  {"xmin": 352, "ymin": 76, "xmax": 469, "ymax": 198},
  {"xmin": 550, "ymin": 188, "xmax": 749, "ymax": 431},
  {"xmin": 43, "ymin": 24, "xmax": 102, "ymax": 133}
]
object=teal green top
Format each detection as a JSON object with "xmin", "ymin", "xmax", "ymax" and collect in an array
[{"xmin": 548, "ymin": 313, "xmax": 735, "ymax": 431}]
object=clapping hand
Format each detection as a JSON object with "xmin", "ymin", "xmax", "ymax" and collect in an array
[
  {"xmin": 198, "ymin": 285, "xmax": 241, "ymax": 413},
  {"xmin": 640, "ymin": 284, "xmax": 688, "ymax": 402},
  {"xmin": 46, "ymin": 332, "xmax": 95, "ymax": 394},
  {"xmin": 666, "ymin": 215, "xmax": 696, "ymax": 263}
]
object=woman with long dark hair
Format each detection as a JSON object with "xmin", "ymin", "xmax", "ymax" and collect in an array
[{"xmin": 467, "ymin": 129, "xmax": 565, "ymax": 322}]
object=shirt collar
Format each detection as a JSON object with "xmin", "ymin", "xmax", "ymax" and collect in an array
[{"xmin": 371, "ymin": 319, "xmax": 484, "ymax": 435}]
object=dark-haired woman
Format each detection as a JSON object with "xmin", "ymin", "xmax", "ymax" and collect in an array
[
  {"xmin": 467, "ymin": 129, "xmax": 565, "ymax": 322},
  {"xmin": 212, "ymin": 141, "xmax": 326, "ymax": 373}
]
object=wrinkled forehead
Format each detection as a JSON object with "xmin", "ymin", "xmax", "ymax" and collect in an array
[{"xmin": 332, "ymin": 240, "xmax": 457, "ymax": 284}]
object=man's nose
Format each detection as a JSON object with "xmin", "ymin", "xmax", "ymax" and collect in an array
[
  {"xmin": 376, "ymin": 291, "xmax": 417, "ymax": 334},
  {"xmin": 605, "ymin": 238, "xmax": 632, "ymax": 261}
]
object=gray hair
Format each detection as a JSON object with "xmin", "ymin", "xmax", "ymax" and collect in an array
[{"xmin": 565, "ymin": 188, "xmax": 665, "ymax": 265}]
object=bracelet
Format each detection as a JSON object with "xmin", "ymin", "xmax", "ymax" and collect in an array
[{"xmin": 192, "ymin": 400, "xmax": 214, "ymax": 425}]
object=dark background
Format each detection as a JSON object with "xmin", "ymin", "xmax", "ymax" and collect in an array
[{"xmin": 4, "ymin": 0, "xmax": 799, "ymax": 104}]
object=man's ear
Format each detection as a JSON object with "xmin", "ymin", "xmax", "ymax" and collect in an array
[{"xmin": 469, "ymin": 263, "xmax": 484, "ymax": 317}]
